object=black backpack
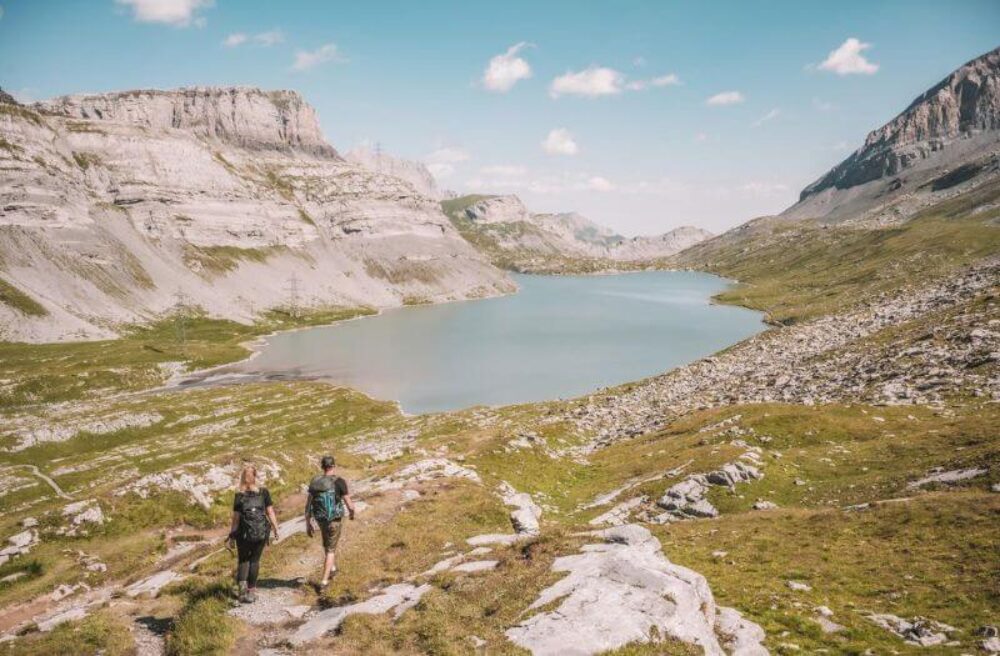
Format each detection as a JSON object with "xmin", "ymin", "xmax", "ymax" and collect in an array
[{"xmin": 238, "ymin": 491, "xmax": 269, "ymax": 542}]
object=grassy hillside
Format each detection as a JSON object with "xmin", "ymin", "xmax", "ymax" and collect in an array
[{"xmin": 673, "ymin": 179, "xmax": 1000, "ymax": 324}]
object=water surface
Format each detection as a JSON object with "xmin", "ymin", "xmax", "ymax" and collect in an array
[{"xmin": 217, "ymin": 272, "xmax": 763, "ymax": 414}]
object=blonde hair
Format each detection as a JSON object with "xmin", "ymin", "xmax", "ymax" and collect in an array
[{"xmin": 238, "ymin": 464, "xmax": 259, "ymax": 492}]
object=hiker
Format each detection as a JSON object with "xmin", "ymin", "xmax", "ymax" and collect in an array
[
  {"xmin": 305, "ymin": 455, "xmax": 356, "ymax": 586},
  {"xmin": 228, "ymin": 464, "xmax": 280, "ymax": 603}
]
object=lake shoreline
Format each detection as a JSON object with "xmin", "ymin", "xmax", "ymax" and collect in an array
[{"xmin": 170, "ymin": 271, "xmax": 765, "ymax": 415}]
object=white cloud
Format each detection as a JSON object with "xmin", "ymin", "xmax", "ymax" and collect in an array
[
  {"xmin": 424, "ymin": 147, "xmax": 470, "ymax": 179},
  {"xmin": 253, "ymin": 30, "xmax": 284, "ymax": 46},
  {"xmin": 482, "ymin": 42, "xmax": 533, "ymax": 92},
  {"xmin": 753, "ymin": 108, "xmax": 781, "ymax": 127},
  {"xmin": 694, "ymin": 132, "xmax": 709, "ymax": 142},
  {"xmin": 542, "ymin": 128, "xmax": 579, "ymax": 156},
  {"xmin": 551, "ymin": 67, "xmax": 679, "ymax": 97},
  {"xmin": 587, "ymin": 176, "xmax": 614, "ymax": 192},
  {"xmin": 225, "ymin": 30, "xmax": 285, "ymax": 48},
  {"xmin": 706, "ymin": 91, "xmax": 745, "ymax": 106},
  {"xmin": 223, "ymin": 33, "xmax": 247, "ymax": 47},
  {"xmin": 818, "ymin": 38, "xmax": 879, "ymax": 75},
  {"xmin": 291, "ymin": 43, "xmax": 345, "ymax": 72},
  {"xmin": 550, "ymin": 67, "xmax": 624, "ymax": 98},
  {"xmin": 115, "ymin": 0, "xmax": 212, "ymax": 27}
]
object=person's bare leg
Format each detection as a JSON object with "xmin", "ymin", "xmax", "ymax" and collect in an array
[{"xmin": 321, "ymin": 552, "xmax": 337, "ymax": 583}]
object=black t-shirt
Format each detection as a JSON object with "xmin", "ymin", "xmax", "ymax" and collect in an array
[
  {"xmin": 308, "ymin": 475, "xmax": 348, "ymax": 497},
  {"xmin": 233, "ymin": 488, "xmax": 273, "ymax": 512}
]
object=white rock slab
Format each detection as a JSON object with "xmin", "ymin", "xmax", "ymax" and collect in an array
[
  {"xmin": 289, "ymin": 583, "xmax": 432, "ymax": 645},
  {"xmin": 505, "ymin": 525, "xmax": 767, "ymax": 656}
]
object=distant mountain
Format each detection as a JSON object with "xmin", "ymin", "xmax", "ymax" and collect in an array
[
  {"xmin": 785, "ymin": 46, "xmax": 1000, "ymax": 225},
  {"xmin": 443, "ymin": 194, "xmax": 712, "ymax": 272}
]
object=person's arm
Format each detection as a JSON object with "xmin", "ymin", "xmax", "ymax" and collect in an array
[
  {"xmin": 343, "ymin": 493, "xmax": 356, "ymax": 520},
  {"xmin": 228, "ymin": 510, "xmax": 240, "ymax": 545},
  {"xmin": 304, "ymin": 491, "xmax": 314, "ymax": 536},
  {"xmin": 264, "ymin": 490, "xmax": 280, "ymax": 542},
  {"xmin": 267, "ymin": 506, "xmax": 280, "ymax": 542}
]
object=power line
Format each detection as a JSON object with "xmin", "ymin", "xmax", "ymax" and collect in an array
[{"xmin": 285, "ymin": 273, "xmax": 300, "ymax": 319}]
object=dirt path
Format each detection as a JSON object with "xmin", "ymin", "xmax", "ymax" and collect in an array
[{"xmin": 18, "ymin": 464, "xmax": 73, "ymax": 500}]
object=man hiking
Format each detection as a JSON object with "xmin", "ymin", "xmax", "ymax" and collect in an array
[
  {"xmin": 228, "ymin": 464, "xmax": 280, "ymax": 603},
  {"xmin": 305, "ymin": 455, "xmax": 356, "ymax": 587}
]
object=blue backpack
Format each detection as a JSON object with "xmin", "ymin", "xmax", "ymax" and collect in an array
[{"xmin": 310, "ymin": 476, "xmax": 345, "ymax": 521}]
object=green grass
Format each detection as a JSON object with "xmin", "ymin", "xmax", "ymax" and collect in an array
[
  {"xmin": 0, "ymin": 103, "xmax": 44, "ymax": 127},
  {"xmin": 0, "ymin": 278, "xmax": 47, "ymax": 317},
  {"xmin": 71, "ymin": 151, "xmax": 102, "ymax": 171},
  {"xmin": 182, "ymin": 245, "xmax": 280, "ymax": 275},
  {"xmin": 0, "ymin": 611, "xmax": 134, "ymax": 656},
  {"xmin": 164, "ymin": 580, "xmax": 238, "ymax": 656},
  {"xmin": 297, "ymin": 208, "xmax": 317, "ymax": 226},
  {"xmin": 673, "ymin": 185, "xmax": 1000, "ymax": 323},
  {"xmin": 0, "ymin": 307, "xmax": 372, "ymax": 408}
]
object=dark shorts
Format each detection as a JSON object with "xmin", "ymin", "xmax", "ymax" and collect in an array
[{"xmin": 318, "ymin": 518, "xmax": 342, "ymax": 553}]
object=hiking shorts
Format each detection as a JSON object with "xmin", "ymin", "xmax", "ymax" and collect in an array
[{"xmin": 317, "ymin": 518, "xmax": 342, "ymax": 553}]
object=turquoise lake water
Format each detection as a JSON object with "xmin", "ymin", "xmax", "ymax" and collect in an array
[{"xmin": 224, "ymin": 272, "xmax": 764, "ymax": 414}]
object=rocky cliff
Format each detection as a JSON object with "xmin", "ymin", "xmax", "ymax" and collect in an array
[
  {"xmin": 344, "ymin": 145, "xmax": 441, "ymax": 200},
  {"xmin": 0, "ymin": 87, "xmax": 513, "ymax": 342},
  {"xmin": 787, "ymin": 46, "xmax": 1000, "ymax": 224},
  {"xmin": 447, "ymin": 194, "xmax": 711, "ymax": 269}
]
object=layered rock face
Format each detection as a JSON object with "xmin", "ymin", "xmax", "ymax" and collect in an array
[
  {"xmin": 0, "ymin": 88, "xmax": 513, "ymax": 342},
  {"xmin": 788, "ymin": 46, "xmax": 1000, "ymax": 223},
  {"xmin": 458, "ymin": 194, "xmax": 711, "ymax": 263},
  {"xmin": 344, "ymin": 146, "xmax": 440, "ymax": 200},
  {"xmin": 39, "ymin": 87, "xmax": 336, "ymax": 157}
]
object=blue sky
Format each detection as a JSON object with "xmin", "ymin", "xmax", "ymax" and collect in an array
[{"xmin": 2, "ymin": 1, "xmax": 998, "ymax": 235}]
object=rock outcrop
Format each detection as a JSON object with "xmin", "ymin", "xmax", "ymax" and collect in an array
[
  {"xmin": 505, "ymin": 525, "xmax": 767, "ymax": 655},
  {"xmin": 345, "ymin": 145, "xmax": 441, "ymax": 200},
  {"xmin": 786, "ymin": 46, "xmax": 1000, "ymax": 224},
  {"xmin": 0, "ymin": 87, "xmax": 513, "ymax": 342}
]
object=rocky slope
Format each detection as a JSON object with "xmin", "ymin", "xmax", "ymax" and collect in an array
[
  {"xmin": 785, "ymin": 46, "xmax": 1000, "ymax": 224},
  {"xmin": 444, "ymin": 194, "xmax": 712, "ymax": 272},
  {"xmin": 344, "ymin": 145, "xmax": 441, "ymax": 200},
  {"xmin": 0, "ymin": 87, "xmax": 512, "ymax": 342}
]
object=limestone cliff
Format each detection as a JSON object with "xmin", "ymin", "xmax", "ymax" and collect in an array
[
  {"xmin": 344, "ymin": 146, "xmax": 440, "ymax": 200},
  {"xmin": 0, "ymin": 87, "xmax": 513, "ymax": 342},
  {"xmin": 787, "ymin": 46, "xmax": 1000, "ymax": 224}
]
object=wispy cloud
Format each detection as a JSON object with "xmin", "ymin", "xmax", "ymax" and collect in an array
[
  {"xmin": 224, "ymin": 29, "xmax": 285, "ymax": 48},
  {"xmin": 818, "ymin": 38, "xmax": 879, "ymax": 75},
  {"xmin": 424, "ymin": 147, "xmax": 470, "ymax": 179},
  {"xmin": 542, "ymin": 128, "xmax": 579, "ymax": 155},
  {"xmin": 753, "ymin": 108, "xmax": 781, "ymax": 126},
  {"xmin": 481, "ymin": 42, "xmax": 533, "ymax": 92},
  {"xmin": 706, "ymin": 91, "xmax": 745, "ymax": 106},
  {"xmin": 223, "ymin": 33, "xmax": 247, "ymax": 47},
  {"xmin": 291, "ymin": 43, "xmax": 346, "ymax": 72},
  {"xmin": 587, "ymin": 176, "xmax": 615, "ymax": 192},
  {"xmin": 550, "ymin": 66, "xmax": 681, "ymax": 98},
  {"xmin": 115, "ymin": 0, "xmax": 212, "ymax": 27}
]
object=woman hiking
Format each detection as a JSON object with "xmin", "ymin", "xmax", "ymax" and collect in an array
[{"xmin": 228, "ymin": 464, "xmax": 280, "ymax": 603}]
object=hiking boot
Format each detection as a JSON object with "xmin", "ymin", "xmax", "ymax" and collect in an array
[
  {"xmin": 237, "ymin": 581, "xmax": 248, "ymax": 601},
  {"xmin": 245, "ymin": 588, "xmax": 257, "ymax": 603}
]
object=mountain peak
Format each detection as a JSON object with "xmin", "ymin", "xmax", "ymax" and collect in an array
[{"xmin": 799, "ymin": 46, "xmax": 1000, "ymax": 203}]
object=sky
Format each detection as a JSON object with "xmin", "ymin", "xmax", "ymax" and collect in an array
[{"xmin": 1, "ymin": 1, "xmax": 998, "ymax": 236}]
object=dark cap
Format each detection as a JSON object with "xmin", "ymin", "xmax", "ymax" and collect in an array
[{"xmin": 320, "ymin": 455, "xmax": 335, "ymax": 469}]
